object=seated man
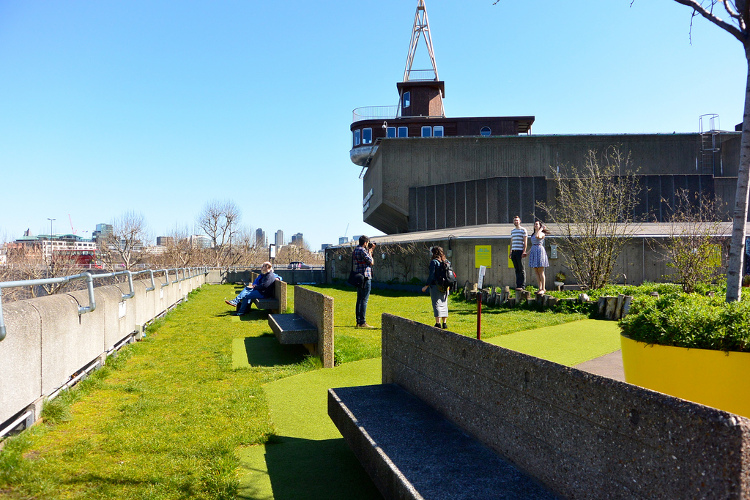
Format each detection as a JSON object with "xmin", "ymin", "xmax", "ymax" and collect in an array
[{"xmin": 225, "ymin": 261, "xmax": 280, "ymax": 315}]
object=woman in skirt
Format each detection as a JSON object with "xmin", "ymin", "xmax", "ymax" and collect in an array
[
  {"xmin": 421, "ymin": 246, "xmax": 449, "ymax": 329},
  {"xmin": 528, "ymin": 220, "xmax": 550, "ymax": 293}
]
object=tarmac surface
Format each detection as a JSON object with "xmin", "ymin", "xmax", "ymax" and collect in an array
[{"xmin": 575, "ymin": 350, "xmax": 625, "ymax": 382}]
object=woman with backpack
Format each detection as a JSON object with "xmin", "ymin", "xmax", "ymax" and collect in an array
[{"xmin": 421, "ymin": 246, "xmax": 450, "ymax": 329}]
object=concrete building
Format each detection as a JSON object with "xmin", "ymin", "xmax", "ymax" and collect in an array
[
  {"xmin": 326, "ymin": 0, "xmax": 742, "ymax": 288},
  {"xmin": 291, "ymin": 232, "xmax": 304, "ymax": 247},
  {"xmin": 255, "ymin": 228, "xmax": 266, "ymax": 248},
  {"xmin": 275, "ymin": 230, "xmax": 284, "ymax": 248}
]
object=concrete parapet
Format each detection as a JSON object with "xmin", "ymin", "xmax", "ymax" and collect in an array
[
  {"xmin": 0, "ymin": 276, "xmax": 204, "ymax": 428},
  {"xmin": 0, "ymin": 300, "xmax": 42, "ymax": 425},
  {"xmin": 381, "ymin": 313, "xmax": 750, "ymax": 499}
]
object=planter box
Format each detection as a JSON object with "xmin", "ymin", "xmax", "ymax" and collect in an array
[{"xmin": 621, "ymin": 334, "xmax": 750, "ymax": 418}]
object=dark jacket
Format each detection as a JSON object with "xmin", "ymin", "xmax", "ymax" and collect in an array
[
  {"xmin": 255, "ymin": 272, "xmax": 277, "ymax": 298},
  {"xmin": 426, "ymin": 259, "xmax": 441, "ymax": 286}
]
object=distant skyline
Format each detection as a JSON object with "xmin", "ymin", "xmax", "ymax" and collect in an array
[{"xmin": 0, "ymin": 1, "xmax": 745, "ymax": 249}]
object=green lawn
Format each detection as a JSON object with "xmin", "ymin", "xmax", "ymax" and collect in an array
[{"xmin": 0, "ymin": 283, "xmax": 620, "ymax": 500}]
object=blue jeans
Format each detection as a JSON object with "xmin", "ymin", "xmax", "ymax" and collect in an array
[
  {"xmin": 355, "ymin": 278, "xmax": 371, "ymax": 325},
  {"xmin": 237, "ymin": 288, "xmax": 264, "ymax": 314}
]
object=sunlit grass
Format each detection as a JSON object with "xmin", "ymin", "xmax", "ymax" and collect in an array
[
  {"xmin": 0, "ymin": 283, "xmax": 585, "ymax": 499},
  {"xmin": 305, "ymin": 284, "xmax": 586, "ymax": 363}
]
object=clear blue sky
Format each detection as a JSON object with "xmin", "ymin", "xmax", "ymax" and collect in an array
[{"xmin": 0, "ymin": 0, "xmax": 745, "ymax": 250}]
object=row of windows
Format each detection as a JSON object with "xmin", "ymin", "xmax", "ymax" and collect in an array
[
  {"xmin": 352, "ymin": 125, "xmax": 495, "ymax": 147},
  {"xmin": 353, "ymin": 125, "xmax": 447, "ymax": 147}
]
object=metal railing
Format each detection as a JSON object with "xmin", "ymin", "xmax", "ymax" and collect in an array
[
  {"xmin": 352, "ymin": 105, "xmax": 399, "ymax": 123},
  {"xmin": 0, "ymin": 267, "xmax": 208, "ymax": 342}
]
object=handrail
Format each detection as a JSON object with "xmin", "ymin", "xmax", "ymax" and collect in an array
[
  {"xmin": 0, "ymin": 272, "xmax": 95, "ymax": 341},
  {"xmin": 0, "ymin": 266, "xmax": 207, "ymax": 342}
]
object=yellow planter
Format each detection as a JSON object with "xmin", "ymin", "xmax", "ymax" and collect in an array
[{"xmin": 621, "ymin": 335, "xmax": 750, "ymax": 419}]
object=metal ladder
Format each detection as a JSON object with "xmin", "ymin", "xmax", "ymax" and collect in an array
[{"xmin": 699, "ymin": 114, "xmax": 720, "ymax": 175}]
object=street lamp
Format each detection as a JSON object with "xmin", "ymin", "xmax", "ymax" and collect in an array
[{"xmin": 47, "ymin": 217, "xmax": 56, "ymax": 262}]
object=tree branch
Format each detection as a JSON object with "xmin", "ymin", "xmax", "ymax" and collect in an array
[{"xmin": 673, "ymin": 0, "xmax": 746, "ymax": 41}]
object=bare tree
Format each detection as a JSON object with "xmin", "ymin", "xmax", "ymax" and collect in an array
[
  {"xmin": 197, "ymin": 200, "xmax": 241, "ymax": 268},
  {"xmin": 660, "ymin": 1, "xmax": 749, "ymax": 301},
  {"xmin": 496, "ymin": 0, "xmax": 749, "ymax": 299},
  {"xmin": 2, "ymin": 241, "xmax": 86, "ymax": 300},
  {"xmin": 100, "ymin": 212, "xmax": 148, "ymax": 271},
  {"xmin": 538, "ymin": 148, "xmax": 642, "ymax": 290},
  {"xmin": 151, "ymin": 226, "xmax": 198, "ymax": 269},
  {"xmin": 659, "ymin": 189, "xmax": 728, "ymax": 292}
]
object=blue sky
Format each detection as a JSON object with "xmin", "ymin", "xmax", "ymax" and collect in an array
[{"xmin": 0, "ymin": 0, "xmax": 745, "ymax": 250}]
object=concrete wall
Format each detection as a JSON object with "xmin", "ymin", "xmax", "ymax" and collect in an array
[
  {"xmin": 325, "ymin": 235, "xmax": 695, "ymax": 289},
  {"xmin": 364, "ymin": 133, "xmax": 742, "ymax": 233},
  {"xmin": 0, "ymin": 272, "xmax": 206, "ymax": 429},
  {"xmin": 293, "ymin": 286, "xmax": 334, "ymax": 368},
  {"xmin": 381, "ymin": 314, "xmax": 750, "ymax": 499}
]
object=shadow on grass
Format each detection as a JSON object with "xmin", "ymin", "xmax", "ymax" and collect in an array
[
  {"xmin": 256, "ymin": 436, "xmax": 381, "ymax": 500},
  {"xmin": 241, "ymin": 336, "xmax": 308, "ymax": 367}
]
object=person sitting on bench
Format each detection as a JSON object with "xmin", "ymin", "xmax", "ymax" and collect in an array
[{"xmin": 225, "ymin": 261, "xmax": 280, "ymax": 315}]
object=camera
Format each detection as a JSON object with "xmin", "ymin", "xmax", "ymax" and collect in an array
[{"xmin": 368, "ymin": 242, "xmax": 377, "ymax": 249}]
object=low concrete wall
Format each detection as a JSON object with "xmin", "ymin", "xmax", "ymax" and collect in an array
[
  {"xmin": 382, "ymin": 314, "xmax": 750, "ymax": 499},
  {"xmin": 293, "ymin": 286, "xmax": 334, "ymax": 368},
  {"xmin": 0, "ymin": 273, "xmax": 207, "ymax": 430}
]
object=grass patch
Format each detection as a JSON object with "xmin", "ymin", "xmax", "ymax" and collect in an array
[
  {"xmin": 0, "ymin": 283, "xmax": 590, "ymax": 500},
  {"xmin": 305, "ymin": 284, "xmax": 586, "ymax": 363}
]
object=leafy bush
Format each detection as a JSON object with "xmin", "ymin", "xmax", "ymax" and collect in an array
[{"xmin": 620, "ymin": 293, "xmax": 750, "ymax": 352}]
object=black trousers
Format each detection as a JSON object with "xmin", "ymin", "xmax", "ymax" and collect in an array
[{"xmin": 510, "ymin": 250, "xmax": 525, "ymax": 289}]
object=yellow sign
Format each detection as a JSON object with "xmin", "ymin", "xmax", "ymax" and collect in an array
[
  {"xmin": 507, "ymin": 245, "xmax": 514, "ymax": 269},
  {"xmin": 708, "ymin": 244, "xmax": 723, "ymax": 268},
  {"xmin": 475, "ymin": 245, "xmax": 492, "ymax": 268}
]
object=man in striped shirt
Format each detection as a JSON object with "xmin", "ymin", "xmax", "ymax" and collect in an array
[{"xmin": 510, "ymin": 216, "xmax": 528, "ymax": 290}]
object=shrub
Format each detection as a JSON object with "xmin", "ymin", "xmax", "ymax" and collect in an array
[{"xmin": 620, "ymin": 293, "xmax": 750, "ymax": 352}]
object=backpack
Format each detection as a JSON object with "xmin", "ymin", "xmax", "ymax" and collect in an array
[{"xmin": 435, "ymin": 260, "xmax": 457, "ymax": 290}]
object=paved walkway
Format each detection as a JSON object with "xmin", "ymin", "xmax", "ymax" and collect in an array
[{"xmin": 575, "ymin": 350, "xmax": 625, "ymax": 382}]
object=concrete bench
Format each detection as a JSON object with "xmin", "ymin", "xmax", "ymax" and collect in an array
[
  {"xmin": 235, "ymin": 276, "xmax": 287, "ymax": 314},
  {"xmin": 331, "ymin": 313, "xmax": 750, "ymax": 499},
  {"xmin": 267, "ymin": 286, "xmax": 334, "ymax": 368},
  {"xmin": 329, "ymin": 384, "xmax": 556, "ymax": 500},
  {"xmin": 268, "ymin": 313, "xmax": 317, "ymax": 344}
]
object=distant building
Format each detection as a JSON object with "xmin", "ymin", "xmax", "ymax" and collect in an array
[
  {"xmin": 92, "ymin": 223, "xmax": 113, "ymax": 243},
  {"xmin": 321, "ymin": 243, "xmax": 332, "ymax": 251},
  {"xmin": 255, "ymin": 228, "xmax": 267, "ymax": 247},
  {"xmin": 275, "ymin": 230, "xmax": 284, "ymax": 248},
  {"xmin": 190, "ymin": 235, "xmax": 211, "ymax": 249},
  {"xmin": 10, "ymin": 234, "xmax": 97, "ymax": 266},
  {"xmin": 156, "ymin": 236, "xmax": 173, "ymax": 247},
  {"xmin": 338, "ymin": 237, "xmax": 349, "ymax": 245},
  {"xmin": 291, "ymin": 232, "xmax": 304, "ymax": 247}
]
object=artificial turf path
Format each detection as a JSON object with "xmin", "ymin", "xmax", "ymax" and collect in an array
[{"xmin": 235, "ymin": 315, "xmax": 620, "ymax": 499}]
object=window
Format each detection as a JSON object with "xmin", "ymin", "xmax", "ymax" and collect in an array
[
  {"xmin": 362, "ymin": 128, "xmax": 372, "ymax": 145},
  {"xmin": 480, "ymin": 126, "xmax": 491, "ymax": 137},
  {"xmin": 421, "ymin": 126, "xmax": 432, "ymax": 137},
  {"xmin": 386, "ymin": 127, "xmax": 396, "ymax": 138},
  {"xmin": 433, "ymin": 126, "xmax": 444, "ymax": 137},
  {"xmin": 398, "ymin": 126, "xmax": 408, "ymax": 138},
  {"xmin": 403, "ymin": 91, "xmax": 410, "ymax": 108},
  {"xmin": 353, "ymin": 129, "xmax": 361, "ymax": 146}
]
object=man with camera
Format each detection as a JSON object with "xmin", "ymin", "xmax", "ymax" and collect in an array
[{"xmin": 353, "ymin": 235, "xmax": 376, "ymax": 328}]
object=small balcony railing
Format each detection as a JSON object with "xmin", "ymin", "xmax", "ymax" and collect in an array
[{"xmin": 352, "ymin": 105, "xmax": 399, "ymax": 123}]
